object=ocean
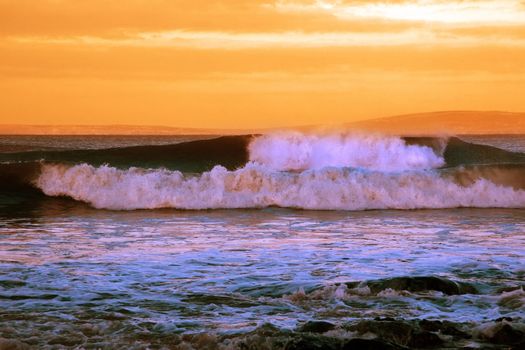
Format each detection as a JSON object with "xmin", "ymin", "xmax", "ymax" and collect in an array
[{"xmin": 0, "ymin": 133, "xmax": 524, "ymax": 349}]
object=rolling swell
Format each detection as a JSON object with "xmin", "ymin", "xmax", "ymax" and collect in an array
[
  {"xmin": 2, "ymin": 134, "xmax": 525, "ymax": 171},
  {"xmin": 443, "ymin": 137, "xmax": 525, "ymax": 167},
  {"xmin": 403, "ymin": 136, "xmax": 525, "ymax": 167},
  {"xmin": 0, "ymin": 135, "xmax": 252, "ymax": 172}
]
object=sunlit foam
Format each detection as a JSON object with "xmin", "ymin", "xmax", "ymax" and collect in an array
[{"xmin": 36, "ymin": 162, "xmax": 525, "ymax": 210}]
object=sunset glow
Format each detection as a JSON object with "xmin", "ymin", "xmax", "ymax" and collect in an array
[
  {"xmin": 1, "ymin": 0, "xmax": 524, "ymax": 129},
  {"xmin": 2, "ymin": 3, "xmax": 525, "ymax": 348},
  {"xmin": 278, "ymin": 0, "xmax": 525, "ymax": 24}
]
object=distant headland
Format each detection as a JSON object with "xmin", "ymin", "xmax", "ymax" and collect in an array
[{"xmin": 1, "ymin": 111, "xmax": 524, "ymax": 135}]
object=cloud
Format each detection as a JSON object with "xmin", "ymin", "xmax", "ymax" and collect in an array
[
  {"xmin": 7, "ymin": 28, "xmax": 525, "ymax": 51},
  {"xmin": 0, "ymin": 0, "xmax": 410, "ymax": 36},
  {"xmin": 3, "ymin": 0, "xmax": 524, "ymax": 39},
  {"xmin": 1, "ymin": 0, "xmax": 525, "ymax": 127},
  {"xmin": 274, "ymin": 0, "xmax": 525, "ymax": 25}
]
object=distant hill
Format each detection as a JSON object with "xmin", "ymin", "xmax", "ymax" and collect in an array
[
  {"xmin": 347, "ymin": 111, "xmax": 525, "ymax": 135},
  {"xmin": 2, "ymin": 111, "xmax": 524, "ymax": 135}
]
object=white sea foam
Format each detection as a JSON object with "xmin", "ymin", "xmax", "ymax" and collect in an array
[
  {"xmin": 36, "ymin": 162, "xmax": 525, "ymax": 210},
  {"xmin": 248, "ymin": 132, "xmax": 445, "ymax": 171}
]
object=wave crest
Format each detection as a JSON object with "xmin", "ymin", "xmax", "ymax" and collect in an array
[
  {"xmin": 36, "ymin": 163, "xmax": 525, "ymax": 210},
  {"xmin": 248, "ymin": 132, "xmax": 445, "ymax": 171}
]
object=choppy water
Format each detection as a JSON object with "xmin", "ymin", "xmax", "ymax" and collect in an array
[
  {"xmin": 0, "ymin": 134, "xmax": 524, "ymax": 349},
  {"xmin": 1, "ymin": 205, "xmax": 524, "ymax": 348}
]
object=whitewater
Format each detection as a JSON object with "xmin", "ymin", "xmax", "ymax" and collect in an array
[{"xmin": 33, "ymin": 132, "xmax": 525, "ymax": 210}]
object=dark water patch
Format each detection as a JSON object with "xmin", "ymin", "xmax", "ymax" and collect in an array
[
  {"xmin": 404, "ymin": 135, "xmax": 525, "ymax": 168},
  {"xmin": 345, "ymin": 276, "xmax": 478, "ymax": 295},
  {"xmin": 297, "ymin": 321, "xmax": 336, "ymax": 334},
  {"xmin": 444, "ymin": 137, "xmax": 525, "ymax": 167},
  {"xmin": 0, "ymin": 134, "xmax": 215, "ymax": 153},
  {"xmin": 418, "ymin": 319, "xmax": 471, "ymax": 338},
  {"xmin": 346, "ymin": 319, "xmax": 416, "ymax": 347},
  {"xmin": 498, "ymin": 289, "xmax": 525, "ymax": 310},
  {"xmin": 405, "ymin": 136, "xmax": 525, "ymax": 170},
  {"xmin": 280, "ymin": 333, "xmax": 349, "ymax": 350},
  {"xmin": 90, "ymin": 292, "xmax": 132, "ymax": 301},
  {"xmin": 0, "ymin": 280, "xmax": 26, "ymax": 289},
  {"xmin": 342, "ymin": 338, "xmax": 402, "ymax": 350},
  {"xmin": 448, "ymin": 267, "xmax": 525, "ymax": 295},
  {"xmin": 476, "ymin": 321, "xmax": 525, "ymax": 346},
  {"xmin": 181, "ymin": 294, "xmax": 260, "ymax": 308},
  {"xmin": 344, "ymin": 319, "xmax": 464, "ymax": 348},
  {"xmin": 443, "ymin": 163, "xmax": 525, "ymax": 190},
  {"xmin": 235, "ymin": 283, "xmax": 319, "ymax": 298},
  {"xmin": 0, "ymin": 162, "xmax": 42, "ymax": 194},
  {"xmin": 97, "ymin": 313, "xmax": 128, "ymax": 321},
  {"xmin": 48, "ymin": 335, "xmax": 85, "ymax": 347},
  {"xmin": 0, "ymin": 293, "xmax": 59, "ymax": 301},
  {"xmin": 0, "ymin": 144, "xmax": 58, "ymax": 153},
  {"xmin": 0, "ymin": 338, "xmax": 31, "ymax": 350},
  {"xmin": 496, "ymin": 285, "xmax": 525, "ymax": 293},
  {"xmin": 191, "ymin": 319, "xmax": 525, "ymax": 349},
  {"xmin": 0, "ymin": 191, "xmax": 99, "ymax": 218}
]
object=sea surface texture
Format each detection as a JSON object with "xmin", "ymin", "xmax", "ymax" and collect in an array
[{"xmin": 0, "ymin": 133, "xmax": 524, "ymax": 349}]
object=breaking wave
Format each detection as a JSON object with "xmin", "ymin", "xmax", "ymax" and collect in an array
[
  {"xmin": 3, "ymin": 131, "xmax": 525, "ymax": 210},
  {"xmin": 36, "ymin": 162, "xmax": 525, "ymax": 210},
  {"xmin": 248, "ymin": 132, "xmax": 445, "ymax": 171}
]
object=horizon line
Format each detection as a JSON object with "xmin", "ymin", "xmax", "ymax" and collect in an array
[{"xmin": 1, "ymin": 110, "xmax": 523, "ymax": 131}]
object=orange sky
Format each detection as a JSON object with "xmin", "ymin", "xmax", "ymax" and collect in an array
[{"xmin": 1, "ymin": 0, "xmax": 525, "ymax": 129}]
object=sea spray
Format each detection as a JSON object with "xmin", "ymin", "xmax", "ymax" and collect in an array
[{"xmin": 248, "ymin": 132, "xmax": 445, "ymax": 171}]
